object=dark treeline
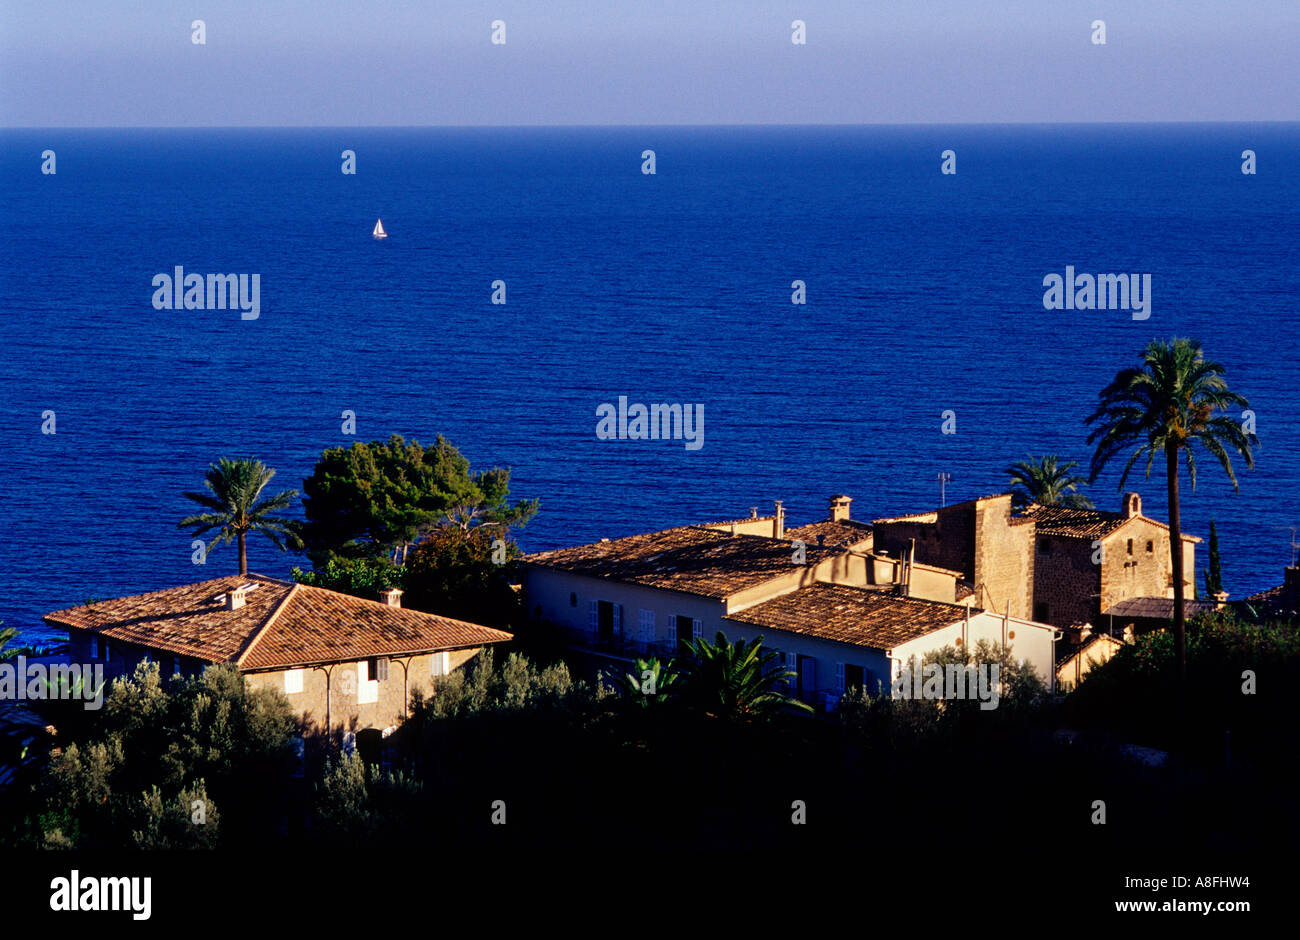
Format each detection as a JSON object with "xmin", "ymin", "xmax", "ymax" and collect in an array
[{"xmin": 3, "ymin": 614, "xmax": 1297, "ymax": 868}]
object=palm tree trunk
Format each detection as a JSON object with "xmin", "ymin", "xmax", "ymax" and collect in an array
[
  {"xmin": 238, "ymin": 530, "xmax": 248, "ymax": 575},
  {"xmin": 1165, "ymin": 444, "xmax": 1186, "ymax": 684}
]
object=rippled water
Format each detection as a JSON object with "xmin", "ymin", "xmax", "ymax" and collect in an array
[{"xmin": 2, "ymin": 124, "xmax": 1297, "ymax": 645}]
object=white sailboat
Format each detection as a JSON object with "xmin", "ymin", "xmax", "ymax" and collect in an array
[{"xmin": 372, "ymin": 218, "xmax": 387, "ymax": 240}]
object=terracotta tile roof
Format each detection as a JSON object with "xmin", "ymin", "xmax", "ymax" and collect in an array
[
  {"xmin": 1019, "ymin": 504, "xmax": 1200, "ymax": 542},
  {"xmin": 1056, "ymin": 632, "xmax": 1124, "ymax": 668},
  {"xmin": 725, "ymin": 582, "xmax": 977, "ymax": 651},
  {"xmin": 238, "ymin": 582, "xmax": 512, "ymax": 670},
  {"xmin": 784, "ymin": 520, "xmax": 873, "ymax": 549},
  {"xmin": 1018, "ymin": 504, "xmax": 1133, "ymax": 538},
  {"xmin": 523, "ymin": 526, "xmax": 844, "ymax": 599},
  {"xmin": 45, "ymin": 574, "xmax": 290, "ymax": 664},
  {"xmin": 1103, "ymin": 596, "xmax": 1221, "ymax": 619},
  {"xmin": 1242, "ymin": 582, "xmax": 1300, "ymax": 619},
  {"xmin": 44, "ymin": 573, "xmax": 511, "ymax": 670}
]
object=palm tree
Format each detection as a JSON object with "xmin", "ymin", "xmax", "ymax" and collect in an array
[
  {"xmin": 179, "ymin": 458, "xmax": 302, "ymax": 575},
  {"xmin": 609, "ymin": 657, "xmax": 684, "ymax": 708},
  {"xmin": 0, "ymin": 622, "xmax": 16, "ymax": 660},
  {"xmin": 1085, "ymin": 338, "xmax": 1256, "ymax": 682},
  {"xmin": 679, "ymin": 632, "xmax": 812, "ymax": 720},
  {"xmin": 1006, "ymin": 455, "xmax": 1095, "ymax": 508}
]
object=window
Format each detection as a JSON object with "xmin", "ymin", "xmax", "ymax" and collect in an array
[
  {"xmin": 1034, "ymin": 602, "xmax": 1049, "ymax": 623},
  {"xmin": 638, "ymin": 609, "xmax": 655, "ymax": 644},
  {"xmin": 284, "ymin": 668, "xmax": 304, "ymax": 694},
  {"xmin": 1040, "ymin": 537, "xmax": 1052, "ymax": 555},
  {"xmin": 92, "ymin": 636, "xmax": 102, "ymax": 659},
  {"xmin": 797, "ymin": 655, "xmax": 817, "ymax": 700},
  {"xmin": 1146, "ymin": 540, "xmax": 1154, "ymax": 553},
  {"xmin": 431, "ymin": 651, "xmax": 450, "ymax": 677},
  {"xmin": 357, "ymin": 660, "xmax": 379, "ymax": 704},
  {"xmin": 172, "ymin": 658, "xmax": 182, "ymax": 676},
  {"xmin": 844, "ymin": 664, "xmax": 865, "ymax": 694},
  {"xmin": 1127, "ymin": 539, "xmax": 1134, "ymax": 555},
  {"xmin": 366, "ymin": 656, "xmax": 389, "ymax": 681},
  {"xmin": 569, "ymin": 592, "xmax": 578, "ymax": 607}
]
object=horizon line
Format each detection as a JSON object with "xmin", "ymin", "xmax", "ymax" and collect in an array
[{"xmin": 4, "ymin": 119, "xmax": 1298, "ymax": 131}]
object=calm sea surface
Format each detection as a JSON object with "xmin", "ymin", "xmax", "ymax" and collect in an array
[{"xmin": 2, "ymin": 124, "xmax": 1297, "ymax": 645}]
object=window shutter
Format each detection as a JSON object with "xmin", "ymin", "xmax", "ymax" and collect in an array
[
  {"xmin": 589, "ymin": 600, "xmax": 599, "ymax": 640},
  {"xmin": 835, "ymin": 662, "xmax": 845, "ymax": 693},
  {"xmin": 692, "ymin": 618, "xmax": 703, "ymax": 639},
  {"xmin": 802, "ymin": 657, "xmax": 817, "ymax": 696},
  {"xmin": 613, "ymin": 604, "xmax": 623, "ymax": 635},
  {"xmin": 376, "ymin": 657, "xmax": 389, "ymax": 681}
]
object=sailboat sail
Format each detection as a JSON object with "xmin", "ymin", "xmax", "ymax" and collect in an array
[{"xmin": 372, "ymin": 218, "xmax": 387, "ymax": 239}]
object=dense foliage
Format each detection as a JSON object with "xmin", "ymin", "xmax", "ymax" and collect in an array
[
  {"xmin": 1063, "ymin": 612, "xmax": 1300, "ymax": 770},
  {"xmin": 1, "ymin": 663, "xmax": 298, "ymax": 849}
]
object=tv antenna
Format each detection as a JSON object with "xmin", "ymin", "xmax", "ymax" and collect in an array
[
  {"xmin": 1285, "ymin": 526, "xmax": 1300, "ymax": 567},
  {"xmin": 938, "ymin": 472, "xmax": 953, "ymax": 508}
]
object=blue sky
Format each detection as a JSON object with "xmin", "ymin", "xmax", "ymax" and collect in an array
[{"xmin": 2, "ymin": 1, "xmax": 1296, "ymax": 126}]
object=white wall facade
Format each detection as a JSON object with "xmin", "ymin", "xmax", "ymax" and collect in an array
[{"xmin": 524, "ymin": 566, "xmax": 1057, "ymax": 706}]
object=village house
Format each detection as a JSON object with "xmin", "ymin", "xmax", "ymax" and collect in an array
[
  {"xmin": 521, "ymin": 495, "xmax": 1058, "ymax": 708},
  {"xmin": 1021, "ymin": 493, "xmax": 1199, "ymax": 629},
  {"xmin": 1244, "ymin": 567, "xmax": 1300, "ymax": 621},
  {"xmin": 1054, "ymin": 625, "xmax": 1126, "ymax": 692},
  {"xmin": 872, "ymin": 491, "xmax": 1199, "ymax": 632},
  {"xmin": 43, "ymin": 574, "xmax": 512, "ymax": 751}
]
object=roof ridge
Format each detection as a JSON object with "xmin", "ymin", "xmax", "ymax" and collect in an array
[{"xmin": 235, "ymin": 582, "xmax": 300, "ymax": 668}]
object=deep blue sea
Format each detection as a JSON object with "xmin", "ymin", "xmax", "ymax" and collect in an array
[{"xmin": 2, "ymin": 124, "xmax": 1297, "ymax": 646}]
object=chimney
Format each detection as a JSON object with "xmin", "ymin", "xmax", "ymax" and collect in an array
[
  {"xmin": 1285, "ymin": 566, "xmax": 1300, "ymax": 600},
  {"xmin": 749, "ymin": 507, "xmax": 758, "ymax": 519},
  {"xmin": 773, "ymin": 500, "xmax": 785, "ymax": 539},
  {"xmin": 829, "ymin": 494, "xmax": 852, "ymax": 522},
  {"xmin": 380, "ymin": 587, "xmax": 403, "ymax": 608},
  {"xmin": 1123, "ymin": 492, "xmax": 1142, "ymax": 518},
  {"xmin": 226, "ymin": 586, "xmax": 248, "ymax": 611}
]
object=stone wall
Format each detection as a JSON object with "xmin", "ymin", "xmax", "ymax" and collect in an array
[
  {"xmin": 243, "ymin": 647, "xmax": 484, "ymax": 737},
  {"xmin": 972, "ymin": 496, "xmax": 1036, "ymax": 620},
  {"xmin": 874, "ymin": 495, "xmax": 1034, "ymax": 619},
  {"xmin": 1032, "ymin": 536, "xmax": 1099, "ymax": 627}
]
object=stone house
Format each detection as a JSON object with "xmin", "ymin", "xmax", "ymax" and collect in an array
[
  {"xmin": 1054, "ymin": 628, "xmax": 1125, "ymax": 692},
  {"xmin": 522, "ymin": 495, "xmax": 1058, "ymax": 707},
  {"xmin": 872, "ymin": 491, "xmax": 1199, "ymax": 631},
  {"xmin": 1022, "ymin": 492, "xmax": 1199, "ymax": 628},
  {"xmin": 873, "ymin": 494, "xmax": 1036, "ymax": 621},
  {"xmin": 44, "ymin": 573, "xmax": 512, "ymax": 747}
]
